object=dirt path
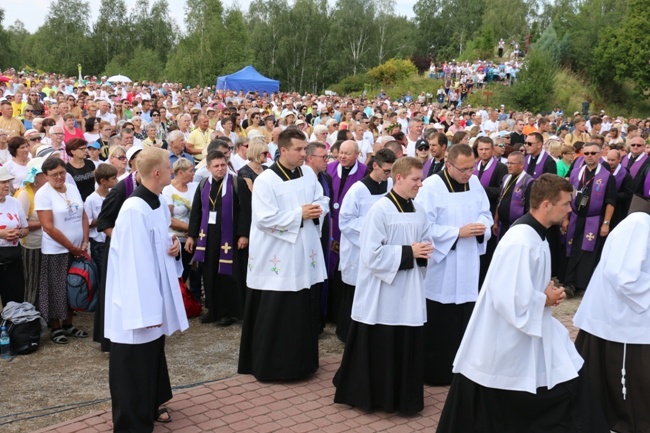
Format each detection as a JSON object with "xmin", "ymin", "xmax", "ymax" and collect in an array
[{"xmin": 0, "ymin": 297, "xmax": 581, "ymax": 433}]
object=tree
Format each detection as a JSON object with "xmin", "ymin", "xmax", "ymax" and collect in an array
[
  {"xmin": 511, "ymin": 47, "xmax": 557, "ymax": 112},
  {"xmin": 0, "ymin": 10, "xmax": 20, "ymax": 68},
  {"xmin": 92, "ymin": 0, "xmax": 130, "ymax": 68},
  {"xmin": 330, "ymin": 0, "xmax": 377, "ymax": 76}
]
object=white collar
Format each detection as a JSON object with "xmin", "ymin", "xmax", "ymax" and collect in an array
[{"xmin": 336, "ymin": 161, "xmax": 359, "ymax": 177}]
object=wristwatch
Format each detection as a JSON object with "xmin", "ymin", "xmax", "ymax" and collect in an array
[{"xmin": 603, "ymin": 220, "xmax": 610, "ymax": 225}]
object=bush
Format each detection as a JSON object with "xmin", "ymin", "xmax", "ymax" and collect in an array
[
  {"xmin": 330, "ymin": 73, "xmax": 377, "ymax": 96},
  {"xmin": 368, "ymin": 58, "xmax": 418, "ymax": 85},
  {"xmin": 510, "ymin": 47, "xmax": 557, "ymax": 113}
]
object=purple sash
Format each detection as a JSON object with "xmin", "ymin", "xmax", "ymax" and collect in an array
[
  {"xmin": 473, "ymin": 157, "xmax": 498, "ymax": 188},
  {"xmin": 124, "ymin": 172, "xmax": 137, "ymax": 197},
  {"xmin": 643, "ymin": 172, "xmax": 650, "ymax": 199},
  {"xmin": 524, "ymin": 150, "xmax": 550, "ymax": 180},
  {"xmin": 422, "ymin": 159, "xmax": 433, "ymax": 179},
  {"xmin": 613, "ymin": 166, "xmax": 626, "ymax": 190},
  {"xmin": 622, "ymin": 153, "xmax": 647, "ymax": 178},
  {"xmin": 566, "ymin": 166, "xmax": 610, "ymax": 255},
  {"xmin": 326, "ymin": 161, "xmax": 366, "ymax": 273},
  {"xmin": 497, "ymin": 173, "xmax": 532, "ymax": 238},
  {"xmin": 192, "ymin": 175, "xmax": 235, "ymax": 275}
]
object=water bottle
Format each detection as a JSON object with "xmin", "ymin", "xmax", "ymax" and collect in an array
[{"xmin": 0, "ymin": 326, "xmax": 10, "ymax": 359}]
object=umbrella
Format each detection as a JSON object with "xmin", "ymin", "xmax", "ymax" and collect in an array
[
  {"xmin": 107, "ymin": 75, "xmax": 132, "ymax": 83},
  {"xmin": 0, "ymin": 76, "xmax": 11, "ymax": 82}
]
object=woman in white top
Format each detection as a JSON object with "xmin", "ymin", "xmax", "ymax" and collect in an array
[
  {"xmin": 35, "ymin": 157, "xmax": 89, "ymax": 345},
  {"xmin": 108, "ymin": 145, "xmax": 128, "ymax": 178},
  {"xmin": 162, "ymin": 158, "xmax": 200, "ymax": 300},
  {"xmin": 4, "ymin": 136, "xmax": 31, "ymax": 191},
  {"xmin": 0, "ymin": 166, "xmax": 29, "ymax": 307},
  {"xmin": 14, "ymin": 157, "xmax": 47, "ymax": 305}
]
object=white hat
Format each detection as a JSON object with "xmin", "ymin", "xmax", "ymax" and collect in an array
[
  {"xmin": 433, "ymin": 122, "xmax": 444, "ymax": 130},
  {"xmin": 0, "ymin": 166, "xmax": 14, "ymax": 182},
  {"xmin": 24, "ymin": 129, "xmax": 45, "ymax": 140},
  {"xmin": 126, "ymin": 146, "xmax": 143, "ymax": 163}
]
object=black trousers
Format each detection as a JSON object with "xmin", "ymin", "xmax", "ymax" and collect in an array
[
  {"xmin": 110, "ymin": 336, "xmax": 172, "ymax": 433},
  {"xmin": 0, "ymin": 256, "xmax": 25, "ymax": 307}
]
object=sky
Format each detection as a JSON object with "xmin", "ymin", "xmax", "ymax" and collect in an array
[{"xmin": 4, "ymin": 0, "xmax": 418, "ymax": 33}]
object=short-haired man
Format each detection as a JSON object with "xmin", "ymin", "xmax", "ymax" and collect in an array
[
  {"xmin": 238, "ymin": 129, "xmax": 329, "ymax": 382},
  {"xmin": 325, "ymin": 140, "xmax": 367, "ymax": 322},
  {"xmin": 492, "ymin": 151, "xmax": 533, "ymax": 239},
  {"xmin": 565, "ymin": 118, "xmax": 590, "ymax": 146},
  {"xmin": 422, "ymin": 131, "xmax": 448, "ymax": 179},
  {"xmin": 186, "ymin": 151, "xmax": 249, "ymax": 326},
  {"xmin": 383, "ymin": 140, "xmax": 404, "ymax": 159},
  {"xmin": 334, "ymin": 157, "xmax": 434, "ymax": 415},
  {"xmin": 606, "ymin": 149, "xmax": 634, "ymax": 229},
  {"xmin": 622, "ymin": 136, "xmax": 649, "ymax": 180},
  {"xmin": 405, "ymin": 117, "xmax": 424, "ymax": 157},
  {"xmin": 415, "ymin": 144, "xmax": 493, "ymax": 386},
  {"xmin": 563, "ymin": 142, "xmax": 616, "ymax": 297},
  {"xmin": 524, "ymin": 132, "xmax": 557, "ymax": 179},
  {"xmin": 437, "ymin": 174, "xmax": 609, "ymax": 433},
  {"xmin": 510, "ymin": 119, "xmax": 525, "ymax": 146},
  {"xmin": 0, "ymin": 101, "xmax": 26, "ymax": 137},
  {"xmin": 186, "ymin": 114, "xmax": 213, "ymax": 161},
  {"xmin": 336, "ymin": 148, "xmax": 396, "ymax": 342},
  {"xmin": 105, "ymin": 147, "xmax": 188, "ymax": 432}
]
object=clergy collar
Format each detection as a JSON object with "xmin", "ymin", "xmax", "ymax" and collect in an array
[
  {"xmin": 132, "ymin": 184, "xmax": 160, "ymax": 210},
  {"xmin": 514, "ymin": 213, "xmax": 546, "ymax": 240},
  {"xmin": 386, "ymin": 188, "xmax": 414, "ymax": 212},
  {"xmin": 361, "ymin": 175, "xmax": 389, "ymax": 195},
  {"xmin": 336, "ymin": 161, "xmax": 358, "ymax": 177}
]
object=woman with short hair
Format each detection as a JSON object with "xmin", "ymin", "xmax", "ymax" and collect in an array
[
  {"xmin": 35, "ymin": 157, "xmax": 89, "ymax": 344},
  {"xmin": 65, "ymin": 138, "xmax": 96, "ymax": 201},
  {"xmin": 4, "ymin": 136, "xmax": 31, "ymax": 190}
]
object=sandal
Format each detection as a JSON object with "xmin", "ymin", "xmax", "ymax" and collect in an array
[
  {"xmin": 51, "ymin": 329, "xmax": 69, "ymax": 345},
  {"xmin": 63, "ymin": 326, "xmax": 88, "ymax": 338},
  {"xmin": 155, "ymin": 407, "xmax": 172, "ymax": 423}
]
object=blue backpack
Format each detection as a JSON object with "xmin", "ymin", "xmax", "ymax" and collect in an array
[{"xmin": 67, "ymin": 254, "xmax": 99, "ymax": 312}]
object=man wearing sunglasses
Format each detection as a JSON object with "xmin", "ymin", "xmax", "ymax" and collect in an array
[
  {"xmin": 622, "ymin": 136, "xmax": 649, "ymax": 180},
  {"xmin": 563, "ymin": 142, "xmax": 616, "ymax": 298},
  {"xmin": 415, "ymin": 144, "xmax": 492, "ymax": 386},
  {"xmin": 524, "ymin": 132, "xmax": 557, "ymax": 179}
]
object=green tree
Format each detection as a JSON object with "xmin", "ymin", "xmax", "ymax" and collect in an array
[
  {"xmin": 0, "ymin": 11, "xmax": 22, "ymax": 69},
  {"xmin": 330, "ymin": 0, "xmax": 377, "ymax": 76},
  {"xmin": 91, "ymin": 0, "xmax": 131, "ymax": 68},
  {"xmin": 126, "ymin": 47, "xmax": 164, "ymax": 82},
  {"xmin": 511, "ymin": 47, "xmax": 557, "ymax": 112}
]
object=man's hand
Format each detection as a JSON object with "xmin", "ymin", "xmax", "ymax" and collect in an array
[
  {"xmin": 168, "ymin": 236, "xmax": 180, "ymax": 256},
  {"xmin": 599, "ymin": 223, "xmax": 609, "ymax": 237},
  {"xmin": 459, "ymin": 223, "xmax": 487, "ymax": 238},
  {"xmin": 302, "ymin": 204, "xmax": 322, "ymax": 220},
  {"xmin": 544, "ymin": 281, "xmax": 566, "ymax": 307},
  {"xmin": 412, "ymin": 242, "xmax": 434, "ymax": 259},
  {"xmin": 185, "ymin": 237, "xmax": 195, "ymax": 253},
  {"xmin": 238, "ymin": 237, "xmax": 248, "ymax": 249},
  {"xmin": 560, "ymin": 218, "xmax": 569, "ymax": 234},
  {"xmin": 491, "ymin": 223, "xmax": 499, "ymax": 236}
]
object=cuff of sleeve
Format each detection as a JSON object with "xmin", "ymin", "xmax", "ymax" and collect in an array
[{"xmin": 399, "ymin": 245, "xmax": 414, "ymax": 270}]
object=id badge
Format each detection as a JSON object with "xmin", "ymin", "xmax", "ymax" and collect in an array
[
  {"xmin": 209, "ymin": 211, "xmax": 217, "ymax": 224},
  {"xmin": 579, "ymin": 195, "xmax": 589, "ymax": 209}
]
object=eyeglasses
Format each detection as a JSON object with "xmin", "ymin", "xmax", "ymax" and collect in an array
[
  {"xmin": 28, "ymin": 137, "xmax": 42, "ymax": 142},
  {"xmin": 261, "ymin": 151, "xmax": 271, "ymax": 157},
  {"xmin": 134, "ymin": 111, "xmax": 142, "ymax": 114},
  {"xmin": 227, "ymin": 146, "xmax": 234, "ymax": 151},
  {"xmin": 152, "ymin": 114, "xmax": 160, "ymax": 117},
  {"xmin": 496, "ymin": 144, "xmax": 505, "ymax": 148},
  {"xmin": 630, "ymin": 144, "xmax": 644, "ymax": 148},
  {"xmin": 382, "ymin": 169, "xmax": 392, "ymax": 175},
  {"xmin": 505, "ymin": 161, "xmax": 523, "ymax": 165},
  {"xmin": 417, "ymin": 145, "xmax": 430, "ymax": 151},
  {"xmin": 524, "ymin": 141, "xmax": 537, "ymax": 146},
  {"xmin": 24, "ymin": 109, "xmax": 33, "ymax": 113},
  {"xmin": 449, "ymin": 161, "xmax": 474, "ymax": 174},
  {"xmin": 52, "ymin": 132, "xmax": 64, "ymax": 136},
  {"xmin": 114, "ymin": 155, "xmax": 127, "ymax": 161},
  {"xmin": 48, "ymin": 171, "xmax": 67, "ymax": 178},
  {"xmin": 76, "ymin": 147, "xmax": 88, "ymax": 151}
]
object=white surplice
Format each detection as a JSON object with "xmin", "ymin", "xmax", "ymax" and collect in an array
[
  {"xmin": 574, "ymin": 212, "xmax": 650, "ymax": 344},
  {"xmin": 105, "ymin": 195, "xmax": 189, "ymax": 345},
  {"xmin": 247, "ymin": 165, "xmax": 329, "ymax": 291},
  {"xmin": 453, "ymin": 223, "xmax": 583, "ymax": 393},
  {"xmin": 351, "ymin": 197, "xmax": 433, "ymax": 326},
  {"xmin": 415, "ymin": 174, "xmax": 493, "ymax": 303},
  {"xmin": 339, "ymin": 178, "xmax": 393, "ymax": 286}
]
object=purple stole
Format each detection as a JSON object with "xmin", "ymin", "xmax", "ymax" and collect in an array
[
  {"xmin": 422, "ymin": 159, "xmax": 433, "ymax": 180},
  {"xmin": 124, "ymin": 172, "xmax": 137, "ymax": 197},
  {"xmin": 621, "ymin": 153, "xmax": 647, "ymax": 178},
  {"xmin": 566, "ymin": 165, "xmax": 610, "ymax": 255},
  {"xmin": 497, "ymin": 172, "xmax": 532, "ymax": 238},
  {"xmin": 326, "ymin": 161, "xmax": 366, "ymax": 273},
  {"xmin": 612, "ymin": 165, "xmax": 626, "ymax": 191},
  {"xmin": 192, "ymin": 174, "xmax": 235, "ymax": 275},
  {"xmin": 524, "ymin": 150, "xmax": 550, "ymax": 180},
  {"xmin": 473, "ymin": 157, "xmax": 498, "ymax": 188},
  {"xmin": 643, "ymin": 171, "xmax": 650, "ymax": 199}
]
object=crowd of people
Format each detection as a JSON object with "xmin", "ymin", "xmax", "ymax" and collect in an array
[{"xmin": 0, "ymin": 69, "xmax": 649, "ymax": 433}]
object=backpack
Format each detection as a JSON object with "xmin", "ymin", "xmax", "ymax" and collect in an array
[
  {"xmin": 1, "ymin": 319, "xmax": 41, "ymax": 355},
  {"xmin": 179, "ymin": 278, "xmax": 201, "ymax": 319},
  {"xmin": 67, "ymin": 254, "xmax": 99, "ymax": 312}
]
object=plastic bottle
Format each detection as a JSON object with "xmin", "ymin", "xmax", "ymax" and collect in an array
[{"xmin": 0, "ymin": 326, "xmax": 10, "ymax": 359}]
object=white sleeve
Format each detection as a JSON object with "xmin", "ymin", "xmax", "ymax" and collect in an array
[
  {"xmin": 359, "ymin": 204, "xmax": 402, "ymax": 285},
  {"xmin": 252, "ymin": 176, "xmax": 303, "ymax": 244}
]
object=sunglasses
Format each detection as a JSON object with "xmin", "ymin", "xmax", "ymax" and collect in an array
[
  {"xmin": 582, "ymin": 152, "xmax": 599, "ymax": 156},
  {"xmin": 417, "ymin": 145, "xmax": 430, "ymax": 151},
  {"xmin": 134, "ymin": 111, "xmax": 142, "ymax": 114},
  {"xmin": 114, "ymin": 156, "xmax": 127, "ymax": 161},
  {"xmin": 382, "ymin": 169, "xmax": 392, "ymax": 175},
  {"xmin": 152, "ymin": 114, "xmax": 160, "ymax": 117},
  {"xmin": 24, "ymin": 109, "xmax": 33, "ymax": 113},
  {"xmin": 630, "ymin": 144, "xmax": 644, "ymax": 148},
  {"xmin": 524, "ymin": 141, "xmax": 536, "ymax": 146},
  {"xmin": 29, "ymin": 137, "xmax": 42, "ymax": 142}
]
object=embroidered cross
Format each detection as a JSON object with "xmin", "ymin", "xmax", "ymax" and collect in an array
[
  {"xmin": 309, "ymin": 250, "xmax": 317, "ymax": 268},
  {"xmin": 221, "ymin": 242, "xmax": 232, "ymax": 254},
  {"xmin": 586, "ymin": 233, "xmax": 595, "ymax": 242},
  {"xmin": 248, "ymin": 256, "xmax": 254, "ymax": 271},
  {"xmin": 198, "ymin": 230, "xmax": 206, "ymax": 241},
  {"xmin": 270, "ymin": 255, "xmax": 281, "ymax": 275}
]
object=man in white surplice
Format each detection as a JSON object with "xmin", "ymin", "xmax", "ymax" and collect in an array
[
  {"xmin": 414, "ymin": 143, "xmax": 493, "ymax": 386},
  {"xmin": 105, "ymin": 147, "xmax": 188, "ymax": 432},
  {"xmin": 436, "ymin": 174, "xmax": 609, "ymax": 433},
  {"xmin": 238, "ymin": 128, "xmax": 329, "ymax": 382}
]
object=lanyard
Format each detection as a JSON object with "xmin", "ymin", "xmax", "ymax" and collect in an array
[
  {"xmin": 209, "ymin": 179, "xmax": 224, "ymax": 210},
  {"xmin": 388, "ymin": 191, "xmax": 405, "ymax": 213},
  {"xmin": 443, "ymin": 170, "xmax": 467, "ymax": 192}
]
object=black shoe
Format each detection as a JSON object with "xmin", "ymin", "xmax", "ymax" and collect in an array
[
  {"xmin": 218, "ymin": 317, "xmax": 235, "ymax": 327},
  {"xmin": 564, "ymin": 284, "xmax": 576, "ymax": 299},
  {"xmin": 199, "ymin": 314, "xmax": 217, "ymax": 324}
]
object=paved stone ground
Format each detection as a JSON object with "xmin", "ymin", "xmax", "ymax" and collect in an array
[{"xmin": 35, "ymin": 319, "xmax": 579, "ymax": 433}]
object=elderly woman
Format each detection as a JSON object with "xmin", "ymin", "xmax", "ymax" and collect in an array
[
  {"xmin": 35, "ymin": 157, "xmax": 89, "ymax": 344},
  {"xmin": 162, "ymin": 158, "xmax": 201, "ymax": 300},
  {"xmin": 310, "ymin": 124, "xmax": 329, "ymax": 145},
  {"xmin": 556, "ymin": 145, "xmax": 575, "ymax": 178},
  {"xmin": 546, "ymin": 137, "xmax": 564, "ymax": 161},
  {"xmin": 15, "ymin": 157, "xmax": 46, "ymax": 305},
  {"xmin": 4, "ymin": 136, "xmax": 31, "ymax": 190},
  {"xmin": 142, "ymin": 123, "xmax": 164, "ymax": 148},
  {"xmin": 63, "ymin": 113, "xmax": 84, "ymax": 143},
  {"xmin": 108, "ymin": 145, "xmax": 128, "ymax": 178},
  {"xmin": 65, "ymin": 138, "xmax": 96, "ymax": 201},
  {"xmin": 0, "ymin": 166, "xmax": 29, "ymax": 307},
  {"xmin": 150, "ymin": 108, "xmax": 168, "ymax": 141},
  {"xmin": 130, "ymin": 115, "xmax": 146, "ymax": 140}
]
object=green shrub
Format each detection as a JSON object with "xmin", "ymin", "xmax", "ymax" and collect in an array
[
  {"xmin": 329, "ymin": 73, "xmax": 377, "ymax": 96},
  {"xmin": 368, "ymin": 58, "xmax": 418, "ymax": 85}
]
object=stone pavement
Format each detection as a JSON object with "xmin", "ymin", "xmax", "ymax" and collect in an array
[{"xmin": 34, "ymin": 319, "xmax": 579, "ymax": 433}]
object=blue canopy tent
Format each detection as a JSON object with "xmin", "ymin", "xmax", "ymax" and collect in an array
[{"xmin": 216, "ymin": 66, "xmax": 280, "ymax": 94}]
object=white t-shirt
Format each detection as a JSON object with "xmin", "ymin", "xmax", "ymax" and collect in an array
[
  {"xmin": 84, "ymin": 191, "xmax": 106, "ymax": 243},
  {"xmin": 15, "ymin": 187, "xmax": 42, "ymax": 249},
  {"xmin": 356, "ymin": 139, "xmax": 373, "ymax": 164},
  {"xmin": 0, "ymin": 148, "xmax": 11, "ymax": 165},
  {"xmin": 4, "ymin": 159, "xmax": 30, "ymax": 190},
  {"xmin": 35, "ymin": 182, "xmax": 84, "ymax": 254},
  {"xmin": 0, "ymin": 196, "xmax": 28, "ymax": 248},
  {"xmin": 162, "ymin": 182, "xmax": 198, "ymax": 242}
]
